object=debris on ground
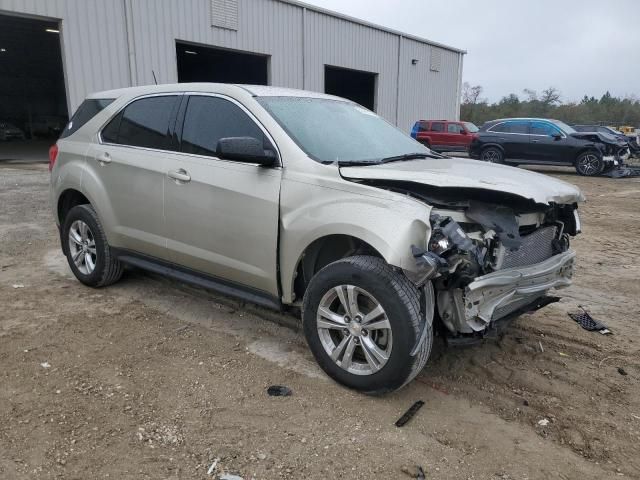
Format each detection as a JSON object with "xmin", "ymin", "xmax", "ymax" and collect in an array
[
  {"xmin": 401, "ymin": 465, "xmax": 426, "ymax": 479},
  {"xmin": 136, "ymin": 423, "xmax": 183, "ymax": 446},
  {"xmin": 12, "ymin": 283, "xmax": 24, "ymax": 288},
  {"xmin": 395, "ymin": 400, "xmax": 425, "ymax": 427},
  {"xmin": 603, "ymin": 165, "xmax": 640, "ymax": 178},
  {"xmin": 618, "ymin": 367, "xmax": 628, "ymax": 376},
  {"xmin": 206, "ymin": 458, "xmax": 219, "ymax": 475},
  {"xmin": 267, "ymin": 385, "xmax": 292, "ymax": 397},
  {"xmin": 537, "ymin": 418, "xmax": 550, "ymax": 427},
  {"xmin": 40, "ymin": 362, "xmax": 50, "ymax": 368},
  {"xmin": 538, "ymin": 341, "xmax": 544, "ymax": 353},
  {"xmin": 569, "ymin": 307, "xmax": 611, "ymax": 334},
  {"xmin": 219, "ymin": 474, "xmax": 244, "ymax": 480}
]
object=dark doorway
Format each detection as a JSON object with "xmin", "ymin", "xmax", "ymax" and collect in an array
[
  {"xmin": 324, "ymin": 65, "xmax": 377, "ymax": 111},
  {"xmin": 0, "ymin": 13, "xmax": 68, "ymax": 156},
  {"xmin": 176, "ymin": 41, "xmax": 269, "ymax": 85}
]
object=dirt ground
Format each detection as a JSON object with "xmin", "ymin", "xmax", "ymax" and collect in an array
[{"xmin": 1, "ymin": 162, "xmax": 639, "ymax": 480}]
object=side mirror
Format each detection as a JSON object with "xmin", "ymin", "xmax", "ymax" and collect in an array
[
  {"xmin": 551, "ymin": 133, "xmax": 562, "ymax": 140},
  {"xmin": 216, "ymin": 137, "xmax": 277, "ymax": 166},
  {"xmin": 460, "ymin": 129, "xmax": 468, "ymax": 135}
]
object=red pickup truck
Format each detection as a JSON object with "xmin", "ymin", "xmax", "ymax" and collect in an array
[{"xmin": 410, "ymin": 120, "xmax": 479, "ymax": 153}]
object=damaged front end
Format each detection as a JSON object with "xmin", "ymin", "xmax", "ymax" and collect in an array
[
  {"xmin": 572, "ymin": 131, "xmax": 631, "ymax": 172},
  {"xmin": 410, "ymin": 198, "xmax": 580, "ymax": 337}
]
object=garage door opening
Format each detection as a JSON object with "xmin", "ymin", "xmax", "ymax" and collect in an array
[
  {"xmin": 324, "ymin": 65, "xmax": 377, "ymax": 111},
  {"xmin": 0, "ymin": 14, "xmax": 68, "ymax": 160},
  {"xmin": 176, "ymin": 42, "xmax": 269, "ymax": 85}
]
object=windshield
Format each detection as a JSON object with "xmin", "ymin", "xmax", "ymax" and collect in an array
[
  {"xmin": 257, "ymin": 97, "xmax": 430, "ymax": 163},
  {"xmin": 463, "ymin": 122, "xmax": 479, "ymax": 133},
  {"xmin": 550, "ymin": 119, "xmax": 576, "ymax": 134}
]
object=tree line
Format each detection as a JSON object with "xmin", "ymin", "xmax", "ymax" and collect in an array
[{"xmin": 460, "ymin": 83, "xmax": 640, "ymax": 128}]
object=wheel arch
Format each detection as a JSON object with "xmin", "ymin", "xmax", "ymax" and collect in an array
[
  {"xmin": 57, "ymin": 188, "xmax": 91, "ymax": 225},
  {"xmin": 290, "ymin": 234, "xmax": 386, "ymax": 304}
]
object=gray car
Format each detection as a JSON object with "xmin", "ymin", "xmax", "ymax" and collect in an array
[{"xmin": 50, "ymin": 84, "xmax": 584, "ymax": 394}]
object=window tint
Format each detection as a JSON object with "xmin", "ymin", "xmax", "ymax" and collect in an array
[
  {"xmin": 447, "ymin": 123, "xmax": 464, "ymax": 134},
  {"xmin": 102, "ymin": 96, "xmax": 178, "ymax": 149},
  {"xmin": 418, "ymin": 121, "xmax": 429, "ymax": 132},
  {"xmin": 430, "ymin": 122, "xmax": 445, "ymax": 132},
  {"xmin": 181, "ymin": 96, "xmax": 269, "ymax": 159},
  {"xmin": 509, "ymin": 121, "xmax": 529, "ymax": 134},
  {"xmin": 531, "ymin": 121, "xmax": 557, "ymax": 136},
  {"xmin": 60, "ymin": 98, "xmax": 114, "ymax": 139},
  {"xmin": 489, "ymin": 122, "xmax": 509, "ymax": 133}
]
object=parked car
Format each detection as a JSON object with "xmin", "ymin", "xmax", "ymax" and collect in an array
[
  {"xmin": 469, "ymin": 118, "xmax": 630, "ymax": 176},
  {"xmin": 50, "ymin": 85, "xmax": 583, "ymax": 394},
  {"xmin": 410, "ymin": 120, "xmax": 478, "ymax": 152},
  {"xmin": 32, "ymin": 116, "xmax": 67, "ymax": 138},
  {"xmin": 573, "ymin": 124, "xmax": 640, "ymax": 157},
  {"xmin": 0, "ymin": 121, "xmax": 26, "ymax": 141}
]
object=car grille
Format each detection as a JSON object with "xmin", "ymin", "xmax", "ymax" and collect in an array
[{"xmin": 501, "ymin": 226, "xmax": 557, "ymax": 269}]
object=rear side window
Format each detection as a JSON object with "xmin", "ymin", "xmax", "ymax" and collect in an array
[
  {"xmin": 509, "ymin": 121, "xmax": 529, "ymax": 134},
  {"xmin": 101, "ymin": 95, "xmax": 179, "ymax": 150},
  {"xmin": 430, "ymin": 122, "xmax": 445, "ymax": 132},
  {"xmin": 180, "ymin": 95, "xmax": 269, "ymax": 158},
  {"xmin": 60, "ymin": 98, "xmax": 114, "ymax": 139}
]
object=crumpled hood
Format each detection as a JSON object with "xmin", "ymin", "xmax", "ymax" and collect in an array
[
  {"xmin": 340, "ymin": 157, "xmax": 585, "ymax": 205},
  {"xmin": 571, "ymin": 131, "xmax": 627, "ymax": 146}
]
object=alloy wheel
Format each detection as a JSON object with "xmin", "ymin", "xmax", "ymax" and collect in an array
[
  {"xmin": 68, "ymin": 220, "xmax": 97, "ymax": 275},
  {"xmin": 481, "ymin": 149, "xmax": 501, "ymax": 162},
  {"xmin": 577, "ymin": 154, "xmax": 600, "ymax": 175},
  {"xmin": 316, "ymin": 285, "xmax": 393, "ymax": 376}
]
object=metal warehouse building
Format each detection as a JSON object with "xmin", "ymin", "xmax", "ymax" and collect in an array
[{"xmin": 0, "ymin": 0, "xmax": 464, "ymax": 137}]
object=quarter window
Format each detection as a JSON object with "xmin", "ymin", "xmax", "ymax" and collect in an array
[
  {"xmin": 430, "ymin": 122, "xmax": 445, "ymax": 132},
  {"xmin": 180, "ymin": 96, "xmax": 270, "ymax": 159},
  {"xmin": 61, "ymin": 98, "xmax": 114, "ymax": 139},
  {"xmin": 101, "ymin": 95, "xmax": 179, "ymax": 149}
]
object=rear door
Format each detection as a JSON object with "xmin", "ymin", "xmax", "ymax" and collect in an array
[
  {"xmin": 163, "ymin": 94, "xmax": 282, "ymax": 296},
  {"xmin": 428, "ymin": 121, "xmax": 446, "ymax": 149},
  {"xmin": 488, "ymin": 120, "xmax": 530, "ymax": 159},
  {"xmin": 87, "ymin": 94, "xmax": 180, "ymax": 259}
]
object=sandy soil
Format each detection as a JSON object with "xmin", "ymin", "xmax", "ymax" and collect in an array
[{"xmin": 1, "ymin": 162, "xmax": 639, "ymax": 480}]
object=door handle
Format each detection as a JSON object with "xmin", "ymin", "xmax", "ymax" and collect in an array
[
  {"xmin": 168, "ymin": 169, "xmax": 191, "ymax": 183},
  {"xmin": 97, "ymin": 152, "xmax": 112, "ymax": 165},
  {"xmin": 531, "ymin": 139, "xmax": 540, "ymax": 143}
]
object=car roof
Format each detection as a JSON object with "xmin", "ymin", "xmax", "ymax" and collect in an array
[
  {"xmin": 486, "ymin": 118, "xmax": 561, "ymax": 123},
  {"xmin": 87, "ymin": 83, "xmax": 346, "ymax": 102}
]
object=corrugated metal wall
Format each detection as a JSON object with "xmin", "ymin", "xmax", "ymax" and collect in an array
[
  {"xmin": 0, "ymin": 0, "xmax": 131, "ymax": 113},
  {"xmin": 397, "ymin": 37, "xmax": 463, "ymax": 131},
  {"xmin": 0, "ymin": 0, "xmax": 463, "ymax": 129}
]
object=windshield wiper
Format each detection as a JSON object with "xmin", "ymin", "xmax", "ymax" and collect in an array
[{"xmin": 379, "ymin": 152, "xmax": 441, "ymax": 163}]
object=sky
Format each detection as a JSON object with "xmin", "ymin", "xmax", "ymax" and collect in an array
[{"xmin": 304, "ymin": 0, "xmax": 639, "ymax": 104}]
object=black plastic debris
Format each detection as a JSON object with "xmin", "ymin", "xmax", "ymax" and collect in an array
[
  {"xmin": 395, "ymin": 400, "xmax": 425, "ymax": 427},
  {"xmin": 267, "ymin": 385, "xmax": 292, "ymax": 397},
  {"xmin": 603, "ymin": 165, "xmax": 640, "ymax": 178},
  {"xmin": 618, "ymin": 367, "xmax": 628, "ymax": 376},
  {"xmin": 568, "ymin": 307, "xmax": 611, "ymax": 335}
]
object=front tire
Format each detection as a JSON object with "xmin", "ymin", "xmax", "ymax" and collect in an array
[
  {"xmin": 62, "ymin": 204, "xmax": 123, "ymax": 287},
  {"xmin": 302, "ymin": 256, "xmax": 432, "ymax": 395},
  {"xmin": 481, "ymin": 146, "xmax": 504, "ymax": 163},
  {"xmin": 575, "ymin": 151, "xmax": 604, "ymax": 176}
]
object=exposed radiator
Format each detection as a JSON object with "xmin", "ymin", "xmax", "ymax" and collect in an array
[{"xmin": 500, "ymin": 226, "xmax": 557, "ymax": 270}]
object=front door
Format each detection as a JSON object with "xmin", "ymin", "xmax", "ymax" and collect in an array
[
  {"xmin": 163, "ymin": 94, "xmax": 282, "ymax": 296},
  {"xmin": 528, "ymin": 120, "xmax": 574, "ymax": 163}
]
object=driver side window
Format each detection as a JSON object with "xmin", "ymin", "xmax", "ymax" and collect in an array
[{"xmin": 180, "ymin": 96, "xmax": 273, "ymax": 159}]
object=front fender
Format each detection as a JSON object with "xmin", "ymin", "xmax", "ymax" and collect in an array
[{"xmin": 279, "ymin": 176, "xmax": 431, "ymax": 303}]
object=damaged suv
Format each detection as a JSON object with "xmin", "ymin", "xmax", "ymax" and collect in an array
[{"xmin": 50, "ymin": 85, "xmax": 583, "ymax": 394}]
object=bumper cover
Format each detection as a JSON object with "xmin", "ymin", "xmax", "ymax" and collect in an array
[{"xmin": 463, "ymin": 249, "xmax": 575, "ymax": 329}]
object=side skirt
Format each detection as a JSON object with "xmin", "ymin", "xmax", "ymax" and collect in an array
[{"xmin": 112, "ymin": 248, "xmax": 282, "ymax": 311}]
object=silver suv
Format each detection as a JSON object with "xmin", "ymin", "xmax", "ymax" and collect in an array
[{"xmin": 50, "ymin": 84, "xmax": 583, "ymax": 394}]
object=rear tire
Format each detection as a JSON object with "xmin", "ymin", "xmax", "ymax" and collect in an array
[
  {"xmin": 302, "ymin": 255, "xmax": 432, "ymax": 395},
  {"xmin": 575, "ymin": 151, "xmax": 604, "ymax": 176},
  {"xmin": 62, "ymin": 204, "xmax": 123, "ymax": 287},
  {"xmin": 481, "ymin": 146, "xmax": 504, "ymax": 163}
]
